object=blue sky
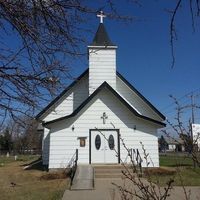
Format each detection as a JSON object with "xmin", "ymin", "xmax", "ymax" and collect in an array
[
  {"xmin": 69, "ymin": 1, "xmax": 200, "ymax": 131},
  {"xmin": 2, "ymin": 1, "xmax": 200, "ymax": 132}
]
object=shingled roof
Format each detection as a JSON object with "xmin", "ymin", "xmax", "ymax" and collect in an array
[
  {"xmin": 36, "ymin": 69, "xmax": 166, "ymax": 122},
  {"xmin": 90, "ymin": 23, "xmax": 116, "ymax": 46},
  {"xmin": 43, "ymin": 82, "xmax": 165, "ymax": 127}
]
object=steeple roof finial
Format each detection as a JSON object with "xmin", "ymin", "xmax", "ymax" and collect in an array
[
  {"xmin": 89, "ymin": 10, "xmax": 116, "ymax": 46},
  {"xmin": 97, "ymin": 10, "xmax": 106, "ymax": 24}
]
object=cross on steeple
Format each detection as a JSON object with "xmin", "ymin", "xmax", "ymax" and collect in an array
[
  {"xmin": 101, "ymin": 112, "xmax": 108, "ymax": 124},
  {"xmin": 97, "ymin": 11, "xmax": 106, "ymax": 24}
]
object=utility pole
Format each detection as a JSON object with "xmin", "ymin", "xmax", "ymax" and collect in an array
[
  {"xmin": 191, "ymin": 93, "xmax": 195, "ymax": 124},
  {"xmin": 190, "ymin": 93, "xmax": 197, "ymax": 168},
  {"xmin": 190, "ymin": 93, "xmax": 199, "ymax": 141},
  {"xmin": 190, "ymin": 93, "xmax": 195, "ymax": 142}
]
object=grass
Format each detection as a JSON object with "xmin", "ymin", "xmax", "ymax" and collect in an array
[
  {"xmin": 147, "ymin": 154, "xmax": 200, "ymax": 186},
  {"xmin": 160, "ymin": 154, "xmax": 193, "ymax": 167},
  {"xmin": 148, "ymin": 167, "xmax": 200, "ymax": 186},
  {"xmin": 0, "ymin": 155, "xmax": 40, "ymax": 167},
  {"xmin": 0, "ymin": 155, "xmax": 69, "ymax": 200}
]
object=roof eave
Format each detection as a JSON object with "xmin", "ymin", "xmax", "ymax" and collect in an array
[
  {"xmin": 43, "ymin": 82, "xmax": 166, "ymax": 127},
  {"xmin": 88, "ymin": 45, "xmax": 118, "ymax": 49},
  {"xmin": 35, "ymin": 69, "xmax": 89, "ymax": 120},
  {"xmin": 116, "ymin": 71, "xmax": 166, "ymax": 121}
]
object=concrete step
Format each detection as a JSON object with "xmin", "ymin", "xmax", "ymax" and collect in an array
[
  {"xmin": 93, "ymin": 164, "xmax": 135, "ymax": 179},
  {"xmin": 95, "ymin": 173, "xmax": 124, "ymax": 178},
  {"xmin": 95, "ymin": 169, "xmax": 123, "ymax": 174},
  {"xmin": 93, "ymin": 164, "xmax": 132, "ymax": 170}
]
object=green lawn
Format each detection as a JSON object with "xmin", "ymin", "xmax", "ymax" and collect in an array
[
  {"xmin": 0, "ymin": 155, "xmax": 69, "ymax": 200},
  {"xmin": 0, "ymin": 155, "xmax": 40, "ymax": 166},
  {"xmin": 160, "ymin": 154, "xmax": 193, "ymax": 167},
  {"xmin": 148, "ymin": 167, "xmax": 200, "ymax": 186},
  {"xmin": 148, "ymin": 154, "xmax": 200, "ymax": 186}
]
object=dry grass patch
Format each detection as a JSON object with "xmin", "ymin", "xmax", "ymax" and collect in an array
[
  {"xmin": 145, "ymin": 167, "xmax": 200, "ymax": 186},
  {"xmin": 41, "ymin": 170, "xmax": 70, "ymax": 180},
  {"xmin": 144, "ymin": 167, "xmax": 176, "ymax": 176},
  {"xmin": 0, "ymin": 156, "xmax": 69, "ymax": 200}
]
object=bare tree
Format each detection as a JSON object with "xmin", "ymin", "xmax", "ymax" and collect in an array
[
  {"xmin": 0, "ymin": 0, "xmax": 199, "ymax": 126},
  {"xmin": 96, "ymin": 128, "xmax": 174, "ymax": 200},
  {"xmin": 168, "ymin": 0, "xmax": 200, "ymax": 67},
  {"xmin": 0, "ymin": 0, "xmax": 134, "ymax": 126},
  {"xmin": 3, "ymin": 116, "xmax": 42, "ymax": 154},
  {"xmin": 163, "ymin": 95, "xmax": 200, "ymax": 168}
]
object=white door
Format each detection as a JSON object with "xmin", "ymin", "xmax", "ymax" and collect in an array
[{"xmin": 90, "ymin": 130, "xmax": 119, "ymax": 163}]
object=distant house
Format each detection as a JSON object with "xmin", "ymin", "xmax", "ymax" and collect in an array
[{"xmin": 159, "ymin": 136, "xmax": 185, "ymax": 152}]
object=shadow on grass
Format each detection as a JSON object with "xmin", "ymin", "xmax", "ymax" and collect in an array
[
  {"xmin": 144, "ymin": 167, "xmax": 176, "ymax": 176},
  {"xmin": 21, "ymin": 157, "xmax": 48, "ymax": 171},
  {"xmin": 166, "ymin": 164, "xmax": 192, "ymax": 167}
]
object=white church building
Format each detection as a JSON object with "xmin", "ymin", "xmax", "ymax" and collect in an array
[{"xmin": 36, "ymin": 15, "xmax": 165, "ymax": 169}]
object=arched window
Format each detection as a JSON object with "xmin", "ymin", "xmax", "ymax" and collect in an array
[
  {"xmin": 95, "ymin": 135, "xmax": 101, "ymax": 150},
  {"xmin": 108, "ymin": 134, "xmax": 115, "ymax": 150}
]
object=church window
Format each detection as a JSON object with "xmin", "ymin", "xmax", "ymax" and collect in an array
[
  {"xmin": 108, "ymin": 135, "xmax": 115, "ymax": 150},
  {"xmin": 95, "ymin": 135, "xmax": 101, "ymax": 150}
]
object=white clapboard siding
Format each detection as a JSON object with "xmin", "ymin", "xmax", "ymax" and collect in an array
[
  {"xmin": 89, "ymin": 48, "xmax": 116, "ymax": 95},
  {"xmin": 42, "ymin": 128, "xmax": 50, "ymax": 165},
  {"xmin": 42, "ymin": 74, "xmax": 89, "ymax": 122},
  {"xmin": 48, "ymin": 88, "xmax": 160, "ymax": 168},
  {"xmin": 116, "ymin": 76, "xmax": 162, "ymax": 122}
]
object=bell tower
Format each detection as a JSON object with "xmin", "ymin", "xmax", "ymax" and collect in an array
[{"xmin": 88, "ymin": 11, "xmax": 117, "ymax": 95}]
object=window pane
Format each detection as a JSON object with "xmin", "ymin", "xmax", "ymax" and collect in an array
[
  {"xmin": 95, "ymin": 135, "xmax": 101, "ymax": 150},
  {"xmin": 108, "ymin": 135, "xmax": 115, "ymax": 150}
]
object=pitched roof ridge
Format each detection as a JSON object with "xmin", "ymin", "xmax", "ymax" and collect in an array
[
  {"xmin": 116, "ymin": 71, "xmax": 166, "ymax": 120},
  {"xmin": 35, "ymin": 68, "xmax": 89, "ymax": 120},
  {"xmin": 114, "ymin": 88, "xmax": 142, "ymax": 115},
  {"xmin": 44, "ymin": 81, "xmax": 165, "ymax": 127}
]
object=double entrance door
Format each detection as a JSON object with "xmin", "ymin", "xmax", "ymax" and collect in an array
[{"xmin": 90, "ymin": 129, "xmax": 119, "ymax": 164}]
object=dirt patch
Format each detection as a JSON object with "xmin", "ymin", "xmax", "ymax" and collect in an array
[
  {"xmin": 40, "ymin": 170, "xmax": 70, "ymax": 180},
  {"xmin": 144, "ymin": 167, "xmax": 176, "ymax": 176},
  {"xmin": 0, "ymin": 157, "xmax": 69, "ymax": 200}
]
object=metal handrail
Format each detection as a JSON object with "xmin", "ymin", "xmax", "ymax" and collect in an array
[
  {"xmin": 124, "ymin": 148, "xmax": 142, "ymax": 174},
  {"xmin": 68, "ymin": 149, "xmax": 78, "ymax": 186},
  {"xmin": 136, "ymin": 149, "xmax": 142, "ymax": 174}
]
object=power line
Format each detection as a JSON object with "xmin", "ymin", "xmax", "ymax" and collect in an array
[
  {"xmin": 160, "ymin": 88, "xmax": 200, "ymax": 112},
  {"xmin": 162, "ymin": 98, "xmax": 192, "ymax": 115}
]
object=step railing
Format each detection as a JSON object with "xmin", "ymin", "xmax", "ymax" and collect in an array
[
  {"xmin": 136, "ymin": 149, "xmax": 142, "ymax": 174},
  {"xmin": 68, "ymin": 149, "xmax": 78, "ymax": 186},
  {"xmin": 125, "ymin": 148, "xmax": 143, "ymax": 174}
]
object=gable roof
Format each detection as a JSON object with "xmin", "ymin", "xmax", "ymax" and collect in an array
[
  {"xmin": 36, "ymin": 69, "xmax": 165, "ymax": 122},
  {"xmin": 90, "ymin": 23, "xmax": 116, "ymax": 46},
  {"xmin": 44, "ymin": 81, "xmax": 165, "ymax": 126},
  {"xmin": 35, "ymin": 69, "xmax": 89, "ymax": 120},
  {"xmin": 117, "ymin": 72, "xmax": 166, "ymax": 120}
]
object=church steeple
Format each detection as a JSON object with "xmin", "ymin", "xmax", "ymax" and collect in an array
[
  {"xmin": 88, "ymin": 11, "xmax": 117, "ymax": 95},
  {"xmin": 91, "ymin": 23, "xmax": 115, "ymax": 46},
  {"xmin": 90, "ymin": 11, "xmax": 116, "ymax": 47}
]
